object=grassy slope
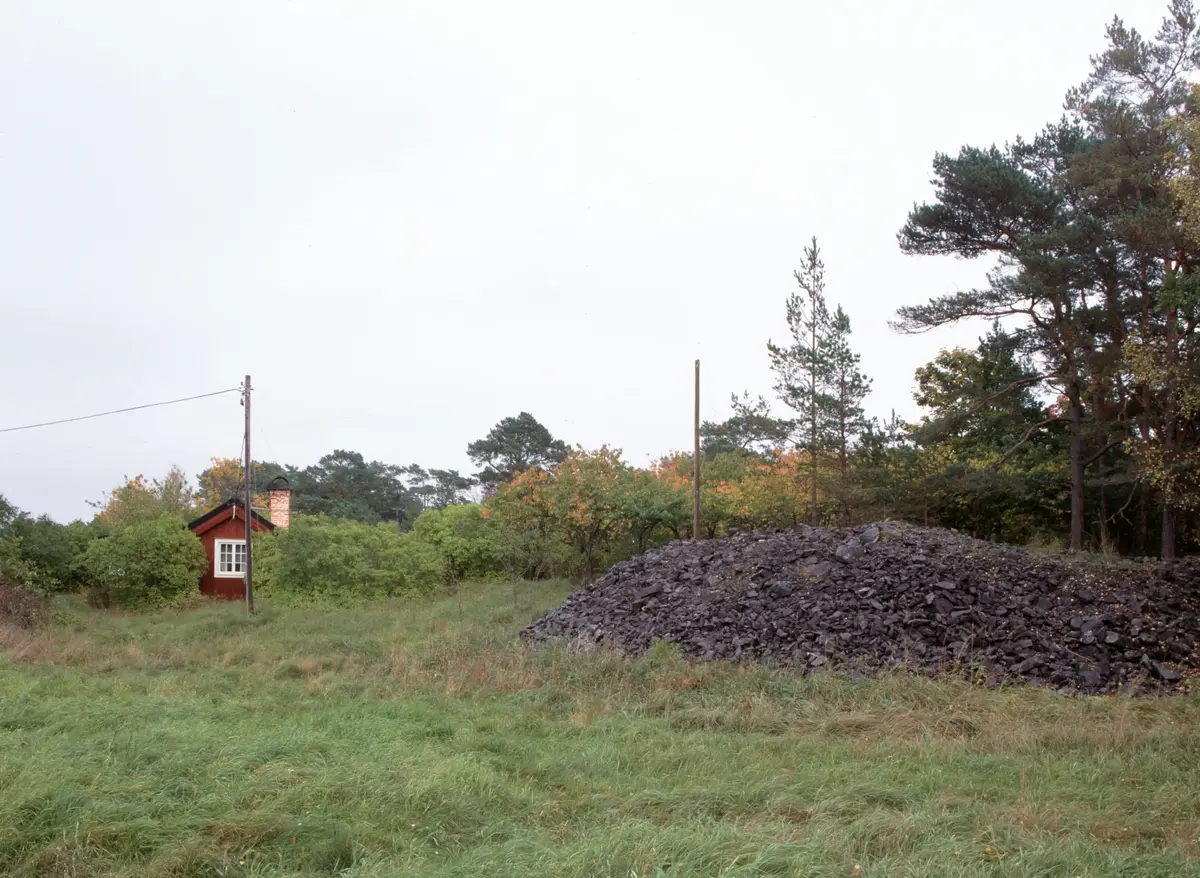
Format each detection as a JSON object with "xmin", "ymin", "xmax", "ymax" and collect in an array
[{"xmin": 0, "ymin": 583, "xmax": 1198, "ymax": 878}]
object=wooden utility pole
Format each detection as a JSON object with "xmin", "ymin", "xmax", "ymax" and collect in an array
[
  {"xmin": 243, "ymin": 374, "xmax": 255, "ymax": 615},
  {"xmin": 693, "ymin": 359, "xmax": 701, "ymax": 540}
]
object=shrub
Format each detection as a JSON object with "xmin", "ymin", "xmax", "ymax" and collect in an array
[
  {"xmin": 5, "ymin": 517, "xmax": 101, "ymax": 592},
  {"xmin": 0, "ymin": 584, "xmax": 49, "ymax": 628},
  {"xmin": 252, "ymin": 527, "xmax": 280, "ymax": 593},
  {"xmin": 411, "ymin": 504, "xmax": 505, "ymax": 584},
  {"xmin": 0, "ymin": 537, "xmax": 49, "ymax": 628},
  {"xmin": 256, "ymin": 515, "xmax": 441, "ymax": 606},
  {"xmin": 82, "ymin": 517, "xmax": 208, "ymax": 609},
  {"xmin": 0, "ymin": 537, "xmax": 37, "ymax": 591}
]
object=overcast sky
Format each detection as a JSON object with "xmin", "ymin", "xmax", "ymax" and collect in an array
[{"xmin": 0, "ymin": 0, "xmax": 1174, "ymax": 522}]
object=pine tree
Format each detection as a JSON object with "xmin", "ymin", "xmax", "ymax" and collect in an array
[
  {"xmin": 1055, "ymin": 2, "xmax": 1200, "ymax": 556},
  {"xmin": 898, "ymin": 4, "xmax": 1200, "ymax": 556},
  {"xmin": 700, "ymin": 392, "xmax": 795, "ymax": 459},
  {"xmin": 768, "ymin": 237, "xmax": 834, "ymax": 525},
  {"xmin": 823, "ymin": 305, "xmax": 872, "ymax": 524}
]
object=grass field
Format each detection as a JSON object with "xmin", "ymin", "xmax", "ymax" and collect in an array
[{"xmin": 1, "ymin": 582, "xmax": 1199, "ymax": 878}]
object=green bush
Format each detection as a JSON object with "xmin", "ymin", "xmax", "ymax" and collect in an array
[
  {"xmin": 0, "ymin": 537, "xmax": 37, "ymax": 590},
  {"xmin": 82, "ymin": 517, "xmax": 208, "ymax": 609},
  {"xmin": 411, "ymin": 504, "xmax": 506, "ymax": 584},
  {"xmin": 0, "ymin": 537, "xmax": 49, "ymax": 628},
  {"xmin": 255, "ymin": 515, "xmax": 441, "ymax": 606},
  {"xmin": 252, "ymin": 528, "xmax": 280, "ymax": 594},
  {"xmin": 5, "ymin": 517, "xmax": 101, "ymax": 592}
]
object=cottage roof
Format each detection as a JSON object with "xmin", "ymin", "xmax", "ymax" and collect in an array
[{"xmin": 186, "ymin": 499, "xmax": 275, "ymax": 537}]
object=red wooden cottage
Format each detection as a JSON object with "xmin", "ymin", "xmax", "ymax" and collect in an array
[{"xmin": 186, "ymin": 483, "xmax": 291, "ymax": 600}]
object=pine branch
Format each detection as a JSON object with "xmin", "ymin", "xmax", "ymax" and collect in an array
[
  {"xmin": 917, "ymin": 373, "xmax": 1046, "ymax": 443},
  {"xmin": 989, "ymin": 417, "xmax": 1058, "ymax": 469},
  {"xmin": 974, "ymin": 374, "xmax": 1046, "ymax": 409},
  {"xmin": 1107, "ymin": 477, "xmax": 1142, "ymax": 527},
  {"xmin": 1082, "ymin": 438, "xmax": 1126, "ymax": 468}
]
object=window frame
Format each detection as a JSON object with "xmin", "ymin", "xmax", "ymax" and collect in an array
[{"xmin": 214, "ymin": 539, "xmax": 247, "ymax": 578}]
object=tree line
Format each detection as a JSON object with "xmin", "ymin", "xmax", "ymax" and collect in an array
[
  {"xmin": 484, "ymin": 2, "xmax": 1200, "ymax": 564},
  {"xmin": 3, "ymin": 1, "xmax": 1199, "ymax": 617},
  {"xmin": 0, "ymin": 414, "xmax": 576, "ymax": 610},
  {"xmin": 71, "ymin": 410, "xmax": 567, "ymax": 530}
]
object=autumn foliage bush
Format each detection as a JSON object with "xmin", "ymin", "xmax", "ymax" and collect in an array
[
  {"xmin": 480, "ymin": 446, "xmax": 837, "ymax": 582},
  {"xmin": 237, "ymin": 442, "xmax": 1053, "ymax": 602}
]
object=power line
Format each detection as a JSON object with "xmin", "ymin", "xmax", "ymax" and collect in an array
[{"xmin": 0, "ymin": 388, "xmax": 241, "ymax": 434}]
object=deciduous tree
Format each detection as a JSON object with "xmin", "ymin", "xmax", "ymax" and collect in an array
[
  {"xmin": 194, "ymin": 457, "xmax": 283, "ymax": 513},
  {"xmin": 619, "ymin": 468, "xmax": 689, "ymax": 552},
  {"xmin": 411, "ymin": 503, "xmax": 502, "ymax": 584},
  {"xmin": 89, "ymin": 466, "xmax": 197, "ymax": 526}
]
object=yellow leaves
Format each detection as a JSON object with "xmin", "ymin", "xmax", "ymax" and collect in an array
[
  {"xmin": 195, "ymin": 457, "xmax": 258, "ymax": 513},
  {"xmin": 91, "ymin": 466, "xmax": 198, "ymax": 526},
  {"xmin": 483, "ymin": 445, "xmax": 847, "ymax": 546}
]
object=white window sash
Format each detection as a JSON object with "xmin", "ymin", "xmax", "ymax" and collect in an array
[{"xmin": 214, "ymin": 540, "xmax": 247, "ymax": 578}]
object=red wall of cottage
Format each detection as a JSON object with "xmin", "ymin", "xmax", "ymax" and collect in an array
[{"xmin": 195, "ymin": 509, "xmax": 272, "ymax": 600}]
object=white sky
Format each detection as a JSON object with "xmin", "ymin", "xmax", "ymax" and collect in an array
[{"xmin": 0, "ymin": 0, "xmax": 1172, "ymax": 522}]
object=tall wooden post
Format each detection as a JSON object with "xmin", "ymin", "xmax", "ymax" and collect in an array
[
  {"xmin": 693, "ymin": 359, "xmax": 701, "ymax": 540},
  {"xmin": 243, "ymin": 374, "xmax": 254, "ymax": 614}
]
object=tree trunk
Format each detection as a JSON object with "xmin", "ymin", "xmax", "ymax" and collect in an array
[
  {"xmin": 1098, "ymin": 482, "xmax": 1110, "ymax": 555},
  {"xmin": 921, "ymin": 464, "xmax": 930, "ymax": 527},
  {"xmin": 809, "ymin": 433, "xmax": 818, "ymax": 527},
  {"xmin": 839, "ymin": 375, "xmax": 848, "ymax": 527},
  {"xmin": 840, "ymin": 449, "xmax": 848, "ymax": 526},
  {"xmin": 1162, "ymin": 303, "xmax": 1179, "ymax": 559},
  {"xmin": 839, "ymin": 444, "xmax": 848, "ymax": 526},
  {"xmin": 1162, "ymin": 502, "xmax": 1177, "ymax": 560},
  {"xmin": 1137, "ymin": 479, "xmax": 1149, "ymax": 556},
  {"xmin": 1137, "ymin": 377, "xmax": 1154, "ymax": 559},
  {"xmin": 1092, "ymin": 386, "xmax": 1111, "ymax": 554},
  {"xmin": 810, "ymin": 296, "xmax": 819, "ymax": 527},
  {"xmin": 1067, "ymin": 384, "xmax": 1085, "ymax": 553}
]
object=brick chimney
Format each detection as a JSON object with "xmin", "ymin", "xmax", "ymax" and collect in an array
[{"xmin": 267, "ymin": 477, "xmax": 292, "ymax": 529}]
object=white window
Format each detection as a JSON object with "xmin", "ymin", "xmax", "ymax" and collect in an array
[{"xmin": 214, "ymin": 540, "xmax": 247, "ymax": 578}]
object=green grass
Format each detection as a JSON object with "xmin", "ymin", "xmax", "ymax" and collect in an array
[{"xmin": 1, "ymin": 583, "xmax": 1198, "ymax": 877}]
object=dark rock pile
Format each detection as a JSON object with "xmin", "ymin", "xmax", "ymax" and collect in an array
[{"xmin": 521, "ymin": 523, "xmax": 1200, "ymax": 694}]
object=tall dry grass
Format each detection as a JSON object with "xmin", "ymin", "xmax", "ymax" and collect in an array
[{"xmin": 1, "ymin": 582, "xmax": 1198, "ymax": 877}]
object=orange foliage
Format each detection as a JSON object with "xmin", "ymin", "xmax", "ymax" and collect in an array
[
  {"xmin": 484, "ymin": 445, "xmax": 843, "ymax": 570},
  {"xmin": 649, "ymin": 448, "xmax": 838, "ymax": 534},
  {"xmin": 195, "ymin": 457, "xmax": 267, "ymax": 513},
  {"xmin": 90, "ymin": 466, "xmax": 197, "ymax": 525}
]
